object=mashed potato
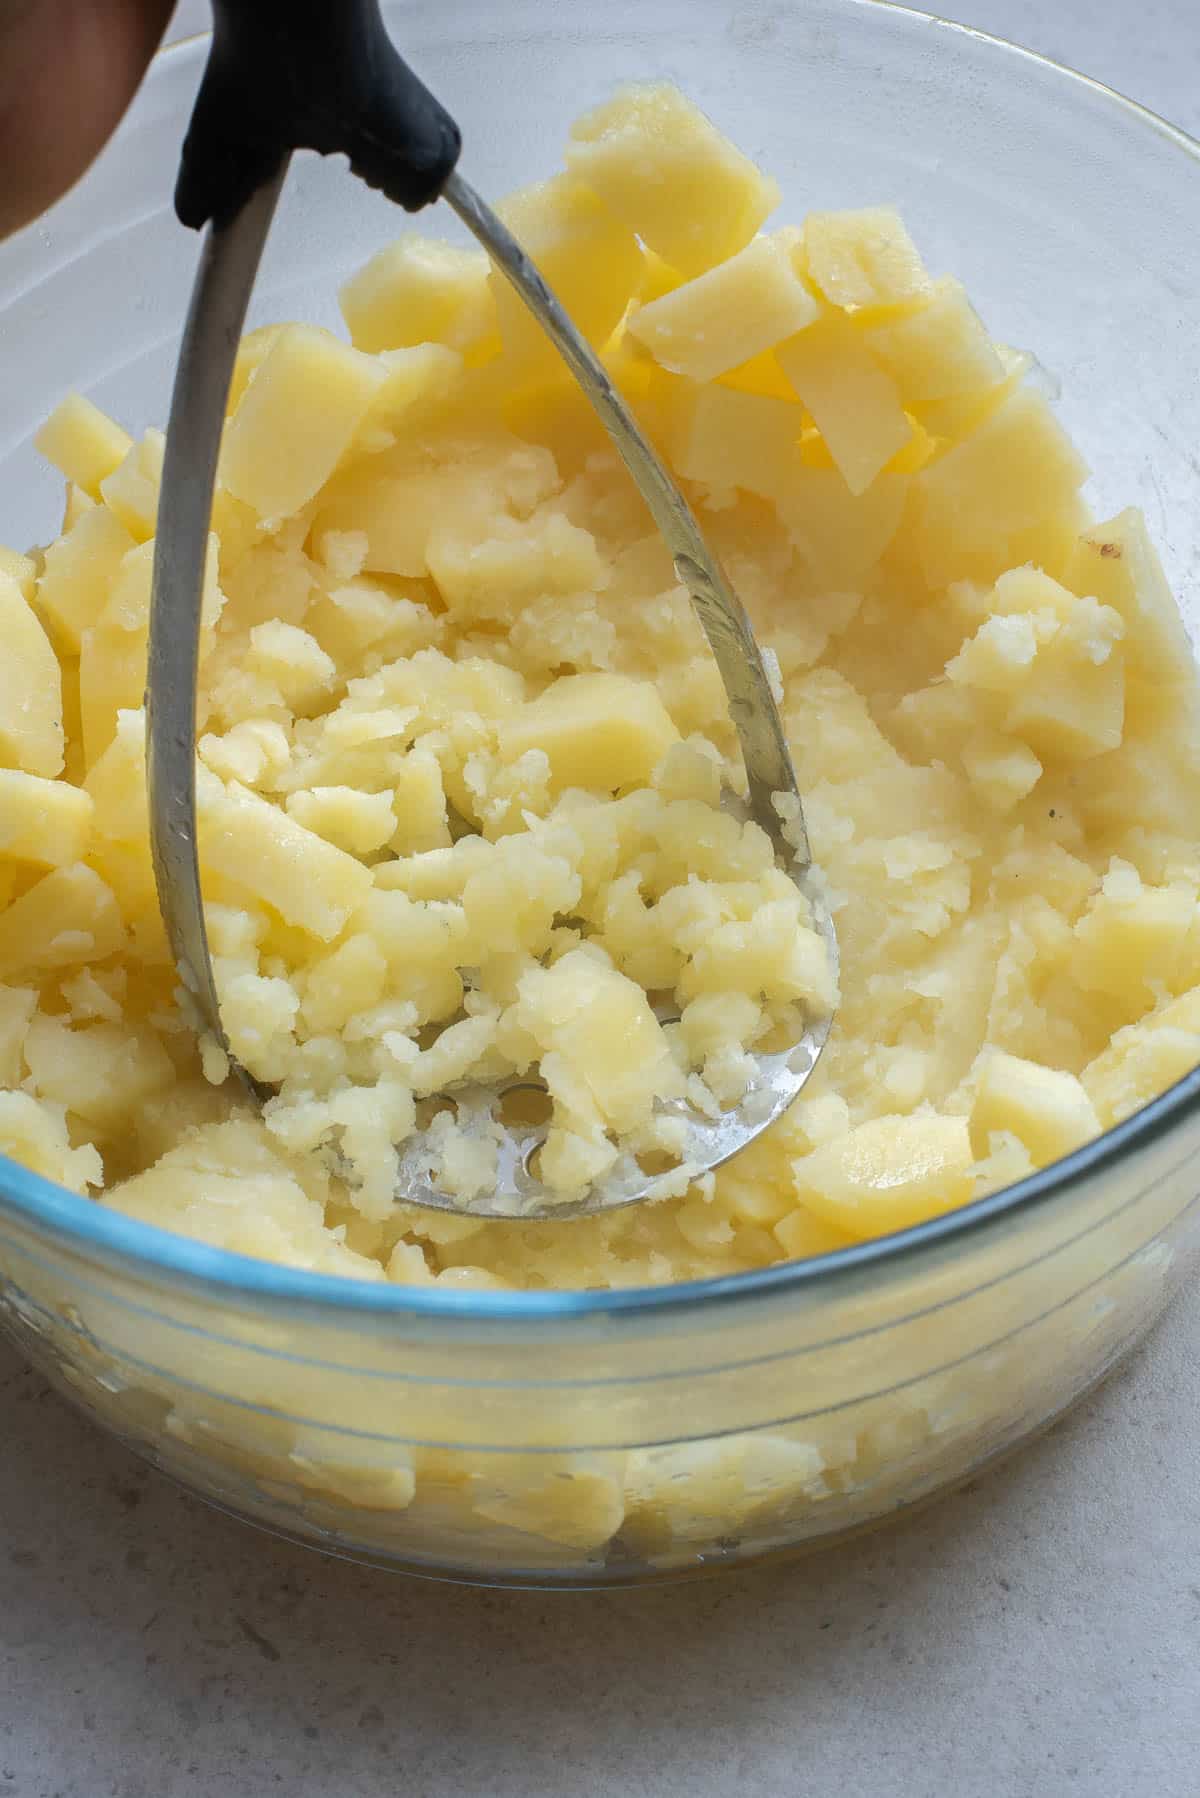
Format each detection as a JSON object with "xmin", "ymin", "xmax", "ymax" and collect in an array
[{"xmin": 3, "ymin": 83, "xmax": 1200, "ymax": 1293}]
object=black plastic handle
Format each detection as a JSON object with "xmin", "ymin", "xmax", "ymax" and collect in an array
[{"xmin": 175, "ymin": 0, "xmax": 461, "ymax": 230}]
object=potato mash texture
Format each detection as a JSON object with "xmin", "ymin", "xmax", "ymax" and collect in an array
[{"xmin": 3, "ymin": 83, "xmax": 1200, "ymax": 1291}]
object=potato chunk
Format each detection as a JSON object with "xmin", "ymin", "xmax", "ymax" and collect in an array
[
  {"xmin": 969, "ymin": 1051, "xmax": 1100, "ymax": 1165},
  {"xmin": 791, "ymin": 1115, "xmax": 974, "ymax": 1239},
  {"xmin": 0, "ymin": 770, "xmax": 92, "ymax": 867},
  {"xmin": 34, "ymin": 393, "xmax": 132, "ymax": 496},
  {"xmin": 339, "ymin": 235, "xmax": 497, "ymax": 356},
  {"xmin": 0, "ymin": 863, "xmax": 123, "ymax": 979},
  {"xmin": 803, "ymin": 207, "xmax": 932, "ymax": 310},
  {"xmin": 499, "ymin": 673, "xmax": 679, "ymax": 794},
  {"xmin": 566, "ymin": 83, "xmax": 778, "ymax": 277},
  {"xmin": 197, "ymin": 774, "xmax": 373, "ymax": 941},
  {"xmin": 36, "ymin": 502, "xmax": 134, "ymax": 655},
  {"xmin": 491, "ymin": 175, "xmax": 643, "ymax": 373},
  {"xmin": 221, "ymin": 325, "xmax": 385, "ymax": 520},
  {"xmin": 776, "ymin": 318, "xmax": 912, "ymax": 495},
  {"xmin": 0, "ymin": 572, "xmax": 64, "ymax": 776},
  {"xmin": 628, "ymin": 235, "xmax": 819, "ymax": 383}
]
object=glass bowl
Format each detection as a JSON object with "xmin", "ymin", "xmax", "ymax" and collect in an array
[{"xmin": 1, "ymin": 0, "xmax": 1199, "ymax": 1587}]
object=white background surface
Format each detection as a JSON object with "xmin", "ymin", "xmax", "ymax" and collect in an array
[{"xmin": 3, "ymin": 3, "xmax": 1200, "ymax": 1794}]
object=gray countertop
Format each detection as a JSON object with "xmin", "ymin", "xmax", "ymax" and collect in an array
[{"xmin": 3, "ymin": 3, "xmax": 1200, "ymax": 1794}]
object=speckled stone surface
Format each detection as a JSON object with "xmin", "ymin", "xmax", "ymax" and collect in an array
[{"xmin": 2, "ymin": 4, "xmax": 1199, "ymax": 1794}]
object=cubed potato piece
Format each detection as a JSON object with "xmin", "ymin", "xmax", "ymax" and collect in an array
[
  {"xmin": 389, "ymin": 749, "xmax": 450, "ymax": 854},
  {"xmin": 36, "ymin": 501, "xmax": 135, "ymax": 655},
  {"xmin": 24, "ymin": 1015, "xmax": 175, "ymax": 1133},
  {"xmin": 0, "ymin": 985, "xmax": 37, "ymax": 1086},
  {"xmin": 803, "ymin": 207, "xmax": 932, "ymax": 310},
  {"xmin": 499, "ymin": 673, "xmax": 679, "ymax": 794},
  {"xmin": 226, "ymin": 323, "xmax": 285, "ymax": 417},
  {"xmin": 340, "ymin": 236, "xmax": 498, "ymax": 357},
  {"xmin": 99, "ymin": 430, "xmax": 164, "ymax": 540},
  {"xmin": 355, "ymin": 888, "xmax": 466, "ymax": 1021},
  {"xmin": 0, "ymin": 770, "xmax": 92, "ymax": 867},
  {"xmin": 1083, "ymin": 989, "xmax": 1200, "ymax": 1126},
  {"xmin": 866, "ymin": 277, "xmax": 1002, "ymax": 402},
  {"xmin": 776, "ymin": 318, "xmax": 912, "ymax": 495},
  {"xmin": 0, "ymin": 572, "xmax": 65, "ymax": 776},
  {"xmin": 427, "ymin": 509, "xmax": 607, "ymax": 626},
  {"xmin": 515, "ymin": 948, "xmax": 682, "ymax": 1135},
  {"xmin": 246, "ymin": 621, "xmax": 337, "ymax": 714},
  {"xmin": 969, "ymin": 1050, "xmax": 1100, "ymax": 1165},
  {"xmin": 772, "ymin": 467, "xmax": 909, "ymax": 587},
  {"xmin": 628, "ymin": 235, "xmax": 819, "ymax": 383},
  {"xmin": 78, "ymin": 538, "xmax": 154, "ymax": 769},
  {"xmin": 1070, "ymin": 862, "xmax": 1195, "ymax": 1004},
  {"xmin": 197, "ymin": 775, "xmax": 373, "ymax": 941},
  {"xmin": 792, "ymin": 1114, "xmax": 974, "ymax": 1238},
  {"xmin": 772, "ymin": 1205, "xmax": 860, "ymax": 1259},
  {"xmin": 491, "ymin": 175, "xmax": 644, "ymax": 373},
  {"xmin": 220, "ymin": 325, "xmax": 386, "ymax": 520},
  {"xmin": 1013, "ymin": 598, "xmax": 1125, "ymax": 762},
  {"xmin": 0, "ymin": 1091, "xmax": 102, "ymax": 1192},
  {"xmin": 566, "ymin": 83, "xmax": 778, "ymax": 278},
  {"xmin": 285, "ymin": 786, "xmax": 396, "ymax": 856},
  {"xmin": 0, "ymin": 863, "xmax": 124, "ymax": 979},
  {"xmin": 361, "ymin": 344, "xmax": 464, "ymax": 451},
  {"xmin": 0, "ymin": 545, "xmax": 37, "ymax": 602},
  {"xmin": 917, "ymin": 386, "xmax": 1089, "ymax": 549},
  {"xmin": 1063, "ymin": 508, "xmax": 1195, "ymax": 720},
  {"xmin": 34, "ymin": 393, "xmax": 132, "ymax": 496}
]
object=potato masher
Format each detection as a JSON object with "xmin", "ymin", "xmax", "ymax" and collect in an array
[{"xmin": 146, "ymin": 0, "xmax": 837, "ymax": 1220}]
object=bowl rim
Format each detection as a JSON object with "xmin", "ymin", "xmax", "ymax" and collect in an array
[{"xmin": 2, "ymin": 0, "xmax": 1200, "ymax": 1325}]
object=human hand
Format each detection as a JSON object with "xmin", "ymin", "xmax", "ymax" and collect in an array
[{"xmin": 0, "ymin": 0, "xmax": 176, "ymax": 238}]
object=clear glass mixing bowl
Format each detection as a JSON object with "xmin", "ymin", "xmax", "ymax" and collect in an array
[{"xmin": 1, "ymin": 0, "xmax": 1199, "ymax": 1586}]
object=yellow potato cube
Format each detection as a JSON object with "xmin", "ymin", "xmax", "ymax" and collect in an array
[
  {"xmin": 1083, "ymin": 989, "xmax": 1200, "ymax": 1126},
  {"xmin": 246, "ymin": 621, "xmax": 337, "ymax": 714},
  {"xmin": 0, "ymin": 770, "xmax": 93, "ymax": 868},
  {"xmin": 0, "ymin": 572, "xmax": 64, "ymax": 776},
  {"xmin": 628, "ymin": 235, "xmax": 819, "ymax": 383},
  {"xmin": 360, "ymin": 344, "xmax": 463, "ymax": 451},
  {"xmin": 339, "ymin": 235, "xmax": 498, "ymax": 357},
  {"xmin": 491, "ymin": 175, "xmax": 644, "ymax": 373},
  {"xmin": 772, "ymin": 467, "xmax": 910, "ymax": 587},
  {"xmin": 78, "ymin": 538, "xmax": 154, "ymax": 770},
  {"xmin": 0, "ymin": 862, "xmax": 124, "ymax": 980},
  {"xmin": 0, "ymin": 1091, "xmax": 102, "ymax": 1192},
  {"xmin": 566, "ymin": 83, "xmax": 778, "ymax": 278},
  {"xmin": 969, "ymin": 1050, "xmax": 1100, "ymax": 1164},
  {"xmin": 220, "ymin": 325, "xmax": 386, "ymax": 520},
  {"xmin": 427, "ymin": 508, "xmax": 607, "ymax": 626},
  {"xmin": 300, "ymin": 934, "xmax": 390, "ymax": 1035},
  {"xmin": 226, "ymin": 323, "xmax": 285, "ymax": 416},
  {"xmin": 514, "ymin": 948, "xmax": 682, "ymax": 1135},
  {"xmin": 62, "ymin": 485, "xmax": 95, "ymax": 531},
  {"xmin": 866, "ymin": 277, "xmax": 1002, "ymax": 403},
  {"xmin": 36, "ymin": 501, "xmax": 135, "ymax": 655},
  {"xmin": 285, "ymin": 786, "xmax": 396, "ymax": 857},
  {"xmin": 1070, "ymin": 863, "xmax": 1195, "ymax": 1004},
  {"xmin": 803, "ymin": 207, "xmax": 932, "ymax": 311},
  {"xmin": 776, "ymin": 318, "xmax": 912, "ymax": 495},
  {"xmin": 1063, "ymin": 508, "xmax": 1196, "ymax": 722},
  {"xmin": 792, "ymin": 1114, "xmax": 974, "ymax": 1239},
  {"xmin": 389, "ymin": 749, "xmax": 451, "ymax": 854},
  {"xmin": 499, "ymin": 673, "xmax": 679, "ymax": 794},
  {"xmin": 99, "ymin": 430, "xmax": 164, "ymax": 540},
  {"xmin": 0, "ymin": 545, "xmax": 36, "ymax": 602},
  {"xmin": 24, "ymin": 1015, "xmax": 175, "ymax": 1134},
  {"xmin": 0, "ymin": 984, "xmax": 37, "ymax": 1086},
  {"xmin": 198, "ymin": 775, "xmax": 373, "ymax": 941},
  {"xmin": 34, "ymin": 392, "xmax": 132, "ymax": 496},
  {"xmin": 917, "ymin": 386, "xmax": 1089, "ymax": 552}
]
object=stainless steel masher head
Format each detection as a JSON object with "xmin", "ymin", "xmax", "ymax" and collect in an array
[{"xmin": 146, "ymin": 0, "xmax": 837, "ymax": 1221}]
